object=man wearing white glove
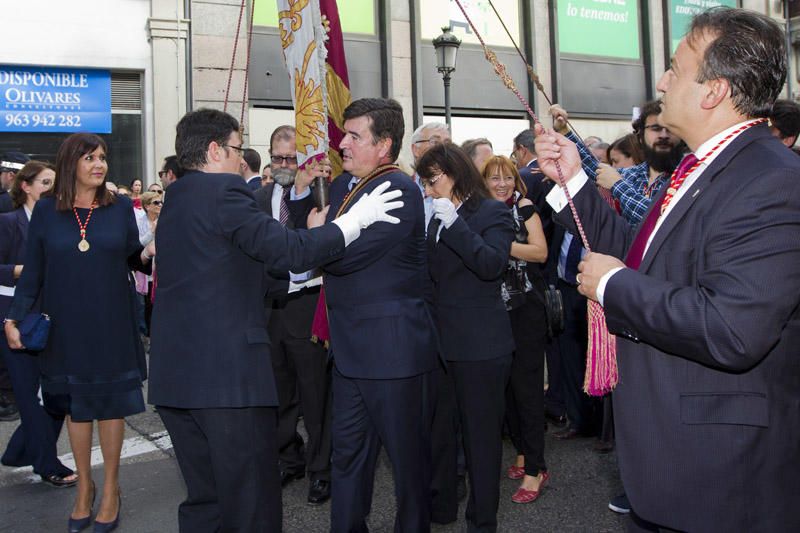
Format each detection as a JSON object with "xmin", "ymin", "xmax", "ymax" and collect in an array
[
  {"xmin": 323, "ymin": 98, "xmax": 440, "ymax": 533},
  {"xmin": 148, "ymin": 108, "xmax": 403, "ymax": 532}
]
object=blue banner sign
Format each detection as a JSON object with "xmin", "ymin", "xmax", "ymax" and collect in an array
[{"xmin": 0, "ymin": 66, "xmax": 111, "ymax": 133}]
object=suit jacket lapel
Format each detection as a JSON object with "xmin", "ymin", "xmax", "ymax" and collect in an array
[
  {"xmin": 639, "ymin": 124, "xmax": 771, "ymax": 272},
  {"xmin": 262, "ymin": 183, "xmax": 275, "ymax": 217}
]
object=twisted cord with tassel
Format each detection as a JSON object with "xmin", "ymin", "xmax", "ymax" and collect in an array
[{"xmin": 452, "ymin": 0, "xmax": 617, "ymax": 395}]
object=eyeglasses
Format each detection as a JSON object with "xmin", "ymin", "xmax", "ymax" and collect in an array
[
  {"xmin": 151, "ymin": 200, "xmax": 163, "ymax": 206},
  {"xmin": 414, "ymin": 137, "xmax": 445, "ymax": 146},
  {"xmin": 223, "ymin": 144, "xmax": 245, "ymax": 155},
  {"xmin": 34, "ymin": 178, "xmax": 54, "ymax": 187},
  {"xmin": 644, "ymin": 124, "xmax": 669, "ymax": 134},
  {"xmin": 271, "ymin": 155, "xmax": 298, "ymax": 165},
  {"xmin": 420, "ymin": 173, "xmax": 444, "ymax": 187},
  {"xmin": 157, "ymin": 170, "xmax": 168, "ymax": 178}
]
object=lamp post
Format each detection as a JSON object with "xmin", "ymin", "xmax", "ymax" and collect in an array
[{"xmin": 432, "ymin": 26, "xmax": 461, "ymax": 129}]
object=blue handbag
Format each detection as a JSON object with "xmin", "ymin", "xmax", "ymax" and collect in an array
[{"xmin": 18, "ymin": 313, "xmax": 51, "ymax": 352}]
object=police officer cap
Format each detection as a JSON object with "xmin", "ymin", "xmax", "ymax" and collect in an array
[{"xmin": 0, "ymin": 151, "xmax": 30, "ymax": 172}]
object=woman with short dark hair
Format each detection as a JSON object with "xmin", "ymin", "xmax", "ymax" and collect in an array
[
  {"xmin": 0, "ymin": 161, "xmax": 77, "ymax": 488},
  {"xmin": 418, "ymin": 143, "xmax": 514, "ymax": 531},
  {"xmin": 4, "ymin": 133, "xmax": 154, "ymax": 532}
]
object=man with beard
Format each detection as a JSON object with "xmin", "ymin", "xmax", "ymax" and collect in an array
[
  {"xmin": 550, "ymin": 101, "xmax": 685, "ymax": 225},
  {"xmin": 252, "ymin": 124, "xmax": 334, "ymax": 505}
]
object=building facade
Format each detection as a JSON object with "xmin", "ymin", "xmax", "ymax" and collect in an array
[{"xmin": 0, "ymin": 0, "xmax": 792, "ymax": 184}]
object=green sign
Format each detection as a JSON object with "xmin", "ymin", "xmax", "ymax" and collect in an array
[
  {"xmin": 668, "ymin": 0, "xmax": 736, "ymax": 53},
  {"xmin": 253, "ymin": 0, "xmax": 375, "ymax": 35},
  {"xmin": 557, "ymin": 0, "xmax": 640, "ymax": 60}
]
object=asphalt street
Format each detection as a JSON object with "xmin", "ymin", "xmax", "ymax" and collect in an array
[{"xmin": 0, "ymin": 379, "xmax": 628, "ymax": 533}]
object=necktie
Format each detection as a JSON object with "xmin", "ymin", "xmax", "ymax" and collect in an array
[
  {"xmin": 563, "ymin": 235, "xmax": 583, "ymax": 284},
  {"xmin": 625, "ymin": 153, "xmax": 698, "ymax": 269},
  {"xmin": 279, "ymin": 186, "xmax": 290, "ymax": 226}
]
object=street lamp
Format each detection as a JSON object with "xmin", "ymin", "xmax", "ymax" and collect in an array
[{"xmin": 432, "ymin": 26, "xmax": 461, "ymax": 129}]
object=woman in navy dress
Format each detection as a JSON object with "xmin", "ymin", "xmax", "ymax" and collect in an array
[
  {"xmin": 418, "ymin": 143, "xmax": 514, "ymax": 532},
  {"xmin": 4, "ymin": 133, "xmax": 154, "ymax": 533},
  {"xmin": 0, "ymin": 161, "xmax": 78, "ymax": 487}
]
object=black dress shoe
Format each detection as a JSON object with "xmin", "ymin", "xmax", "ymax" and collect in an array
[
  {"xmin": 307, "ymin": 479, "xmax": 330, "ymax": 505},
  {"xmin": 280, "ymin": 470, "xmax": 305, "ymax": 487},
  {"xmin": 0, "ymin": 400, "xmax": 19, "ymax": 422}
]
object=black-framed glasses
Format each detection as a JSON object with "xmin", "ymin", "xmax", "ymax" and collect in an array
[
  {"xmin": 157, "ymin": 170, "xmax": 167, "ymax": 178},
  {"xmin": 151, "ymin": 200, "xmax": 164, "ymax": 206},
  {"xmin": 271, "ymin": 155, "xmax": 298, "ymax": 165},
  {"xmin": 223, "ymin": 144, "xmax": 245, "ymax": 155}
]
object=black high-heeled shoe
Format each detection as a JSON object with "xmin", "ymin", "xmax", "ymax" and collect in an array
[
  {"xmin": 93, "ymin": 491, "xmax": 121, "ymax": 533},
  {"xmin": 68, "ymin": 481, "xmax": 96, "ymax": 533}
]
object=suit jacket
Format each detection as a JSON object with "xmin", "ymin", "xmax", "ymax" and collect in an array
[
  {"xmin": 246, "ymin": 175, "xmax": 262, "ymax": 191},
  {"xmin": 0, "ymin": 208, "xmax": 28, "ymax": 318},
  {"xmin": 554, "ymin": 124, "xmax": 800, "ymax": 531},
  {"xmin": 520, "ymin": 160, "xmax": 556, "ymax": 260},
  {"xmin": 323, "ymin": 170, "xmax": 439, "ymax": 379},
  {"xmin": 148, "ymin": 171, "xmax": 345, "ymax": 408},
  {"xmin": 254, "ymin": 182, "xmax": 319, "ymax": 339},
  {"xmin": 428, "ymin": 196, "xmax": 515, "ymax": 361},
  {"xmin": 0, "ymin": 190, "xmax": 12, "ymax": 214}
]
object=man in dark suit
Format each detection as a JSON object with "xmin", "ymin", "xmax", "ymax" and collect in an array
[
  {"xmin": 536, "ymin": 8, "xmax": 800, "ymax": 531},
  {"xmin": 253, "ymin": 124, "xmax": 333, "ymax": 505},
  {"xmin": 323, "ymin": 98, "xmax": 439, "ymax": 532},
  {"xmin": 240, "ymin": 147, "xmax": 264, "ymax": 191},
  {"xmin": 149, "ymin": 108, "xmax": 403, "ymax": 532}
]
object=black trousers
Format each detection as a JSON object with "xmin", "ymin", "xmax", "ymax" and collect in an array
[
  {"xmin": 0, "ymin": 342, "xmax": 67, "ymax": 476},
  {"xmin": 158, "ymin": 406, "xmax": 281, "ymax": 533},
  {"xmin": 330, "ymin": 366, "xmax": 435, "ymax": 533},
  {"xmin": 505, "ymin": 299, "xmax": 547, "ymax": 476},
  {"xmin": 557, "ymin": 280, "xmax": 601, "ymax": 435},
  {"xmin": 443, "ymin": 355, "xmax": 512, "ymax": 533},
  {"xmin": 430, "ymin": 365, "xmax": 459, "ymax": 524},
  {"xmin": 268, "ymin": 303, "xmax": 331, "ymax": 481}
]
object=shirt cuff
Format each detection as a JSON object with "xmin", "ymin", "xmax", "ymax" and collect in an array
[
  {"xmin": 545, "ymin": 169, "xmax": 589, "ymax": 213},
  {"xmin": 597, "ymin": 266, "xmax": 625, "ymax": 307},
  {"xmin": 332, "ymin": 217, "xmax": 360, "ymax": 246},
  {"xmin": 290, "ymin": 186, "xmax": 311, "ymax": 201}
]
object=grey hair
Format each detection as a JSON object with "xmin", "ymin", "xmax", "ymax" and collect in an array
[{"xmin": 411, "ymin": 122, "xmax": 450, "ymax": 144}]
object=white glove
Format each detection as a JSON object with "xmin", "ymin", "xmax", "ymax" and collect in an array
[
  {"xmin": 333, "ymin": 181, "xmax": 404, "ymax": 246},
  {"xmin": 432, "ymin": 197, "xmax": 458, "ymax": 228}
]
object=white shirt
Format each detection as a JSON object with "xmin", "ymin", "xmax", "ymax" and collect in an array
[
  {"xmin": 546, "ymin": 120, "xmax": 755, "ymax": 305},
  {"xmin": 271, "ymin": 183, "xmax": 319, "ymax": 292}
]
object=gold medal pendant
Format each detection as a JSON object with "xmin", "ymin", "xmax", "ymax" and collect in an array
[{"xmin": 78, "ymin": 239, "xmax": 90, "ymax": 252}]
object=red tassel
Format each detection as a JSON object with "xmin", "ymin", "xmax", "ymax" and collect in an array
[{"xmin": 583, "ymin": 300, "xmax": 618, "ymax": 396}]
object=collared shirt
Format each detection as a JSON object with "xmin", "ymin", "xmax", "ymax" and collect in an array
[
  {"xmin": 271, "ymin": 183, "xmax": 318, "ymax": 291},
  {"xmin": 549, "ymin": 120, "xmax": 756, "ymax": 305},
  {"xmin": 23, "ymin": 205, "xmax": 32, "ymax": 221},
  {"xmin": 568, "ymin": 131, "xmax": 667, "ymax": 226}
]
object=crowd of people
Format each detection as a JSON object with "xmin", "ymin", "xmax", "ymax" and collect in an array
[{"xmin": 1, "ymin": 6, "xmax": 799, "ymax": 533}]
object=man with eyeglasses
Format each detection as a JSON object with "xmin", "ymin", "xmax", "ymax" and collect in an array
[
  {"xmin": 551, "ymin": 100, "xmax": 685, "ymax": 225},
  {"xmin": 252, "ymin": 124, "xmax": 334, "ymax": 505},
  {"xmin": 158, "ymin": 155, "xmax": 184, "ymax": 190},
  {"xmin": 410, "ymin": 122, "xmax": 450, "ymax": 224},
  {"xmin": 148, "ymin": 108, "xmax": 403, "ymax": 532}
]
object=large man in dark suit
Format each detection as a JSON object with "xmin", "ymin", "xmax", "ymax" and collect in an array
[
  {"xmin": 535, "ymin": 8, "xmax": 800, "ymax": 531},
  {"xmin": 253, "ymin": 124, "xmax": 333, "ymax": 505},
  {"xmin": 149, "ymin": 108, "xmax": 403, "ymax": 532},
  {"xmin": 323, "ymin": 98, "xmax": 439, "ymax": 532}
]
